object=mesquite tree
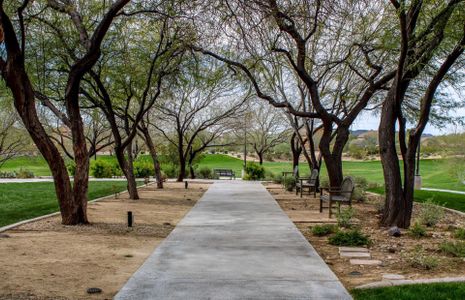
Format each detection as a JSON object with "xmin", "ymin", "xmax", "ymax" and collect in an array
[
  {"xmin": 192, "ymin": 0, "xmax": 397, "ymax": 187},
  {"xmin": 81, "ymin": 16, "xmax": 183, "ymax": 199},
  {"xmin": 379, "ymin": 0, "xmax": 465, "ymax": 228},
  {"xmin": 152, "ymin": 55, "xmax": 250, "ymax": 181},
  {"xmin": 0, "ymin": 0, "xmax": 129, "ymax": 225}
]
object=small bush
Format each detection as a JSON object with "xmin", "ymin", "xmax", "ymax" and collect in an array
[
  {"xmin": 311, "ymin": 224, "xmax": 337, "ymax": 237},
  {"xmin": 162, "ymin": 163, "xmax": 178, "ymax": 179},
  {"xmin": 273, "ymin": 174, "xmax": 283, "ymax": 184},
  {"xmin": 440, "ymin": 241, "xmax": 465, "ymax": 257},
  {"xmin": 133, "ymin": 161, "xmax": 154, "ymax": 178},
  {"xmin": 91, "ymin": 160, "xmax": 114, "ymax": 178},
  {"xmin": 264, "ymin": 170, "xmax": 275, "ymax": 181},
  {"xmin": 418, "ymin": 199, "xmax": 444, "ymax": 227},
  {"xmin": 328, "ymin": 229, "xmax": 371, "ymax": 246},
  {"xmin": 197, "ymin": 167, "xmax": 213, "ymax": 179},
  {"xmin": 244, "ymin": 163, "xmax": 265, "ymax": 180},
  {"xmin": 454, "ymin": 228, "xmax": 465, "ymax": 240},
  {"xmin": 16, "ymin": 168, "xmax": 34, "ymax": 179},
  {"xmin": 407, "ymin": 246, "xmax": 438, "ymax": 270},
  {"xmin": 319, "ymin": 178, "xmax": 329, "ymax": 189},
  {"xmin": 409, "ymin": 222, "xmax": 427, "ymax": 238},
  {"xmin": 284, "ymin": 176, "xmax": 296, "ymax": 192},
  {"xmin": 336, "ymin": 207, "xmax": 354, "ymax": 228},
  {"xmin": 0, "ymin": 171, "xmax": 16, "ymax": 178}
]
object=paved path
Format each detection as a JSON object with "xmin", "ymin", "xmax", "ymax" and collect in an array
[
  {"xmin": 421, "ymin": 187, "xmax": 465, "ymax": 195},
  {"xmin": 115, "ymin": 181, "xmax": 351, "ymax": 300}
]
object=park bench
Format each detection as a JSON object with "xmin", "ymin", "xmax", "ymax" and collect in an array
[
  {"xmin": 213, "ymin": 169, "xmax": 235, "ymax": 179},
  {"xmin": 319, "ymin": 176, "xmax": 355, "ymax": 218},
  {"xmin": 295, "ymin": 168, "xmax": 320, "ymax": 198}
]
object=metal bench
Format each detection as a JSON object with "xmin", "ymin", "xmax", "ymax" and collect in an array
[
  {"xmin": 213, "ymin": 169, "xmax": 235, "ymax": 179},
  {"xmin": 319, "ymin": 177, "xmax": 355, "ymax": 218}
]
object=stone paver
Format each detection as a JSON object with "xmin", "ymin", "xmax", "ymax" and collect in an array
[
  {"xmin": 338, "ymin": 247, "xmax": 369, "ymax": 253},
  {"xmin": 350, "ymin": 259, "xmax": 382, "ymax": 266},
  {"xmin": 382, "ymin": 274, "xmax": 406, "ymax": 280},
  {"xmin": 339, "ymin": 252, "xmax": 371, "ymax": 258},
  {"xmin": 115, "ymin": 181, "xmax": 351, "ymax": 300}
]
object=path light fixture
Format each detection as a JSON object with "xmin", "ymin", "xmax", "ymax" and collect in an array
[
  {"xmin": 127, "ymin": 211, "xmax": 133, "ymax": 227},
  {"xmin": 414, "ymin": 142, "xmax": 422, "ymax": 190},
  {"xmin": 185, "ymin": 181, "xmax": 188, "ymax": 189}
]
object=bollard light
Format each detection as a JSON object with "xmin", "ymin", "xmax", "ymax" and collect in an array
[
  {"xmin": 127, "ymin": 211, "xmax": 133, "ymax": 227},
  {"xmin": 185, "ymin": 181, "xmax": 188, "ymax": 189}
]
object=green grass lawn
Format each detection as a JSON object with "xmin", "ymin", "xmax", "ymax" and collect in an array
[
  {"xmin": 369, "ymin": 186, "xmax": 465, "ymax": 212},
  {"xmin": 0, "ymin": 181, "xmax": 135, "ymax": 227},
  {"xmin": 351, "ymin": 282, "xmax": 465, "ymax": 300}
]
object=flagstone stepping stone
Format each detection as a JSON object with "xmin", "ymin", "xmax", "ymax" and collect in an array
[
  {"xmin": 339, "ymin": 247, "xmax": 369, "ymax": 253},
  {"xmin": 340, "ymin": 252, "xmax": 371, "ymax": 258},
  {"xmin": 382, "ymin": 274, "xmax": 405, "ymax": 280},
  {"xmin": 350, "ymin": 259, "xmax": 382, "ymax": 265}
]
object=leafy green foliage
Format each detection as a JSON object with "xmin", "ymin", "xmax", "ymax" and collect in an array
[
  {"xmin": 133, "ymin": 161, "xmax": 154, "ymax": 178},
  {"xmin": 409, "ymin": 222, "xmax": 427, "ymax": 238},
  {"xmin": 311, "ymin": 224, "xmax": 337, "ymax": 237},
  {"xmin": 454, "ymin": 228, "xmax": 465, "ymax": 240},
  {"xmin": 244, "ymin": 163, "xmax": 265, "ymax": 180},
  {"xmin": 284, "ymin": 176, "xmax": 296, "ymax": 191},
  {"xmin": 418, "ymin": 199, "xmax": 445, "ymax": 227},
  {"xmin": 91, "ymin": 160, "xmax": 115, "ymax": 178},
  {"xmin": 16, "ymin": 168, "xmax": 34, "ymax": 179},
  {"xmin": 440, "ymin": 241, "xmax": 465, "ymax": 258},
  {"xmin": 406, "ymin": 246, "xmax": 439, "ymax": 270},
  {"xmin": 328, "ymin": 229, "xmax": 370, "ymax": 246},
  {"xmin": 336, "ymin": 207, "xmax": 354, "ymax": 228},
  {"xmin": 197, "ymin": 167, "xmax": 213, "ymax": 179}
]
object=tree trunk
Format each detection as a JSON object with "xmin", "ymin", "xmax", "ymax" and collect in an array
[
  {"xmin": 140, "ymin": 125, "xmax": 163, "ymax": 188},
  {"xmin": 258, "ymin": 152, "xmax": 264, "ymax": 165},
  {"xmin": 379, "ymin": 90, "xmax": 412, "ymax": 228},
  {"xmin": 290, "ymin": 133, "xmax": 302, "ymax": 171},
  {"xmin": 177, "ymin": 157, "xmax": 186, "ymax": 182},
  {"xmin": 3, "ymin": 52, "xmax": 88, "ymax": 225},
  {"xmin": 115, "ymin": 146, "xmax": 139, "ymax": 200},
  {"xmin": 319, "ymin": 124, "xmax": 346, "ymax": 187}
]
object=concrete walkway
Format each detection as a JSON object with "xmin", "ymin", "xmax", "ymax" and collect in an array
[{"xmin": 115, "ymin": 181, "xmax": 351, "ymax": 300}]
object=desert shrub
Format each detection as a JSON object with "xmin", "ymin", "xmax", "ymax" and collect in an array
[
  {"xmin": 336, "ymin": 207, "xmax": 354, "ymax": 228},
  {"xmin": 162, "ymin": 163, "xmax": 178, "ymax": 179},
  {"xmin": 454, "ymin": 228, "xmax": 465, "ymax": 240},
  {"xmin": 367, "ymin": 182, "xmax": 381, "ymax": 189},
  {"xmin": 328, "ymin": 229, "xmax": 370, "ymax": 246},
  {"xmin": 418, "ymin": 199, "xmax": 444, "ymax": 227},
  {"xmin": 264, "ymin": 170, "xmax": 275, "ymax": 181},
  {"xmin": 159, "ymin": 170, "xmax": 167, "ymax": 181},
  {"xmin": 0, "ymin": 171, "xmax": 16, "ymax": 178},
  {"xmin": 244, "ymin": 163, "xmax": 265, "ymax": 180},
  {"xmin": 133, "ymin": 161, "xmax": 154, "ymax": 178},
  {"xmin": 197, "ymin": 167, "xmax": 213, "ymax": 179},
  {"xmin": 66, "ymin": 161, "xmax": 76, "ymax": 176},
  {"xmin": 440, "ymin": 241, "xmax": 465, "ymax": 257},
  {"xmin": 409, "ymin": 222, "xmax": 427, "ymax": 238},
  {"xmin": 406, "ymin": 246, "xmax": 438, "ymax": 270},
  {"xmin": 311, "ymin": 224, "xmax": 337, "ymax": 237},
  {"xmin": 112, "ymin": 163, "xmax": 124, "ymax": 177},
  {"xmin": 16, "ymin": 168, "xmax": 34, "ymax": 179},
  {"xmin": 273, "ymin": 174, "xmax": 283, "ymax": 184},
  {"xmin": 346, "ymin": 176, "xmax": 368, "ymax": 202},
  {"xmin": 284, "ymin": 176, "xmax": 296, "ymax": 192},
  {"xmin": 91, "ymin": 160, "xmax": 114, "ymax": 178}
]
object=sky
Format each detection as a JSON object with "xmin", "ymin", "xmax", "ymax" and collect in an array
[{"xmin": 351, "ymin": 108, "xmax": 465, "ymax": 136}]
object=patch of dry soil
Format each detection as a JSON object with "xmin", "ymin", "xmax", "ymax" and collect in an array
[
  {"xmin": 265, "ymin": 183, "xmax": 465, "ymax": 289},
  {"xmin": 0, "ymin": 182, "xmax": 209, "ymax": 300}
]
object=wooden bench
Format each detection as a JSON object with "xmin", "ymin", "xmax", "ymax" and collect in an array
[
  {"xmin": 320, "ymin": 177, "xmax": 355, "ymax": 218},
  {"xmin": 296, "ymin": 169, "xmax": 319, "ymax": 198},
  {"xmin": 213, "ymin": 169, "xmax": 235, "ymax": 179}
]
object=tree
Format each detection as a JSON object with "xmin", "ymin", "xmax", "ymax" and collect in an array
[
  {"xmin": 192, "ymin": 0, "xmax": 397, "ymax": 187},
  {"xmin": 81, "ymin": 15, "xmax": 183, "ymax": 199},
  {"xmin": 0, "ymin": 0, "xmax": 130, "ymax": 224},
  {"xmin": 152, "ymin": 55, "xmax": 249, "ymax": 181},
  {"xmin": 248, "ymin": 100, "xmax": 289, "ymax": 165},
  {"xmin": 379, "ymin": 0, "xmax": 465, "ymax": 228}
]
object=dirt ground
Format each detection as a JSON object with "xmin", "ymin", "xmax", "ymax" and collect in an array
[
  {"xmin": 265, "ymin": 183, "xmax": 465, "ymax": 289},
  {"xmin": 0, "ymin": 182, "xmax": 210, "ymax": 300}
]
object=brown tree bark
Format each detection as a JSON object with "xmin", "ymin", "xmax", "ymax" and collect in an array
[{"xmin": 139, "ymin": 122, "xmax": 163, "ymax": 188}]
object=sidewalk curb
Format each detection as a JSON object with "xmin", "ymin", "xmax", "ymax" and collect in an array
[{"xmin": 354, "ymin": 276, "xmax": 465, "ymax": 289}]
